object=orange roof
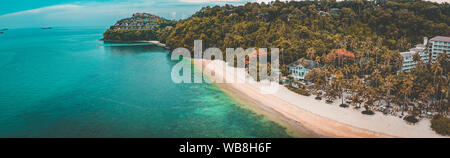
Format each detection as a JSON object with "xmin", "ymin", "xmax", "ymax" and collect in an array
[{"xmin": 327, "ymin": 49, "xmax": 355, "ymax": 62}]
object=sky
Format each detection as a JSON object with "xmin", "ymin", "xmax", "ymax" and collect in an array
[{"xmin": 0, "ymin": 0, "xmax": 448, "ymax": 28}]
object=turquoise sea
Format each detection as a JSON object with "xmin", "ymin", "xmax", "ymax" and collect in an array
[{"xmin": 0, "ymin": 27, "xmax": 292, "ymax": 137}]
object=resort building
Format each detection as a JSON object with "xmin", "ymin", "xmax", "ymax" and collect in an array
[
  {"xmin": 400, "ymin": 38, "xmax": 429, "ymax": 72},
  {"xmin": 110, "ymin": 13, "xmax": 162, "ymax": 30},
  {"xmin": 400, "ymin": 36, "xmax": 450, "ymax": 72},
  {"xmin": 429, "ymin": 36, "xmax": 450, "ymax": 61},
  {"xmin": 288, "ymin": 59, "xmax": 319, "ymax": 80}
]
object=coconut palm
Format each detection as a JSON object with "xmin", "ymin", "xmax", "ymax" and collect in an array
[
  {"xmin": 306, "ymin": 47, "xmax": 316, "ymax": 60},
  {"xmin": 418, "ymin": 84, "xmax": 434, "ymax": 116},
  {"xmin": 331, "ymin": 69, "xmax": 347, "ymax": 106},
  {"xmin": 343, "ymin": 65, "xmax": 351, "ymax": 78},
  {"xmin": 398, "ymin": 73, "xmax": 415, "ymax": 115},
  {"xmin": 431, "ymin": 60, "xmax": 443, "ymax": 107},
  {"xmin": 305, "ymin": 68, "xmax": 327, "ymax": 99},
  {"xmin": 362, "ymin": 85, "xmax": 377, "ymax": 115},
  {"xmin": 349, "ymin": 75, "xmax": 364, "ymax": 108},
  {"xmin": 382, "ymin": 75, "xmax": 396, "ymax": 108}
]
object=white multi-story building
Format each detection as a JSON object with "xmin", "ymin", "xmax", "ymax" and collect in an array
[
  {"xmin": 400, "ymin": 38, "xmax": 429, "ymax": 72},
  {"xmin": 400, "ymin": 43, "xmax": 428, "ymax": 72},
  {"xmin": 400, "ymin": 36, "xmax": 449, "ymax": 72},
  {"xmin": 430, "ymin": 36, "xmax": 450, "ymax": 61}
]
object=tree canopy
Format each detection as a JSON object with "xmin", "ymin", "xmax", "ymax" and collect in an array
[{"xmin": 160, "ymin": 0, "xmax": 449, "ymax": 65}]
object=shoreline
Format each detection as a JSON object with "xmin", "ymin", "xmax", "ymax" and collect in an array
[
  {"xmin": 194, "ymin": 58, "xmax": 447, "ymax": 138},
  {"xmin": 100, "ymin": 39, "xmax": 169, "ymax": 49},
  {"xmin": 215, "ymin": 82, "xmax": 324, "ymax": 138}
]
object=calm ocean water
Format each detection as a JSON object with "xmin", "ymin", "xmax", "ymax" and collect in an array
[{"xmin": 0, "ymin": 27, "xmax": 292, "ymax": 137}]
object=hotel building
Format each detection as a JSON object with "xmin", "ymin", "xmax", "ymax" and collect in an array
[
  {"xmin": 400, "ymin": 36, "xmax": 449, "ymax": 72},
  {"xmin": 429, "ymin": 36, "xmax": 450, "ymax": 61},
  {"xmin": 400, "ymin": 38, "xmax": 428, "ymax": 72}
]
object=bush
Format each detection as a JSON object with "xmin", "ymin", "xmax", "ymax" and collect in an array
[
  {"xmin": 315, "ymin": 96, "xmax": 322, "ymax": 100},
  {"xmin": 431, "ymin": 115, "xmax": 450, "ymax": 136},
  {"xmin": 405, "ymin": 116, "xmax": 419, "ymax": 124},
  {"xmin": 339, "ymin": 104, "xmax": 349, "ymax": 108},
  {"xmin": 287, "ymin": 86, "xmax": 311, "ymax": 96},
  {"xmin": 326, "ymin": 100, "xmax": 333, "ymax": 104},
  {"xmin": 361, "ymin": 110, "xmax": 375, "ymax": 115}
]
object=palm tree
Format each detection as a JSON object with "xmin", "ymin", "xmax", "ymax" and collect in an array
[
  {"xmin": 413, "ymin": 52, "xmax": 421, "ymax": 63},
  {"xmin": 398, "ymin": 73, "xmax": 414, "ymax": 115},
  {"xmin": 434, "ymin": 53, "xmax": 448, "ymax": 112},
  {"xmin": 349, "ymin": 75, "xmax": 364, "ymax": 108},
  {"xmin": 305, "ymin": 68, "xmax": 327, "ymax": 99},
  {"xmin": 431, "ymin": 61, "xmax": 442, "ymax": 107},
  {"xmin": 306, "ymin": 47, "xmax": 316, "ymax": 60},
  {"xmin": 418, "ymin": 84, "xmax": 433, "ymax": 116},
  {"xmin": 332, "ymin": 69, "xmax": 347, "ymax": 107},
  {"xmin": 383, "ymin": 75, "xmax": 396, "ymax": 108},
  {"xmin": 438, "ymin": 79, "xmax": 448, "ymax": 115},
  {"xmin": 343, "ymin": 65, "xmax": 351, "ymax": 78},
  {"xmin": 374, "ymin": 38, "xmax": 383, "ymax": 66},
  {"xmin": 363, "ymin": 86, "xmax": 376, "ymax": 115}
]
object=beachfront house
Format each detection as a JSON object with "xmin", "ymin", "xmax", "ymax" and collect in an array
[{"xmin": 288, "ymin": 59, "xmax": 319, "ymax": 80}]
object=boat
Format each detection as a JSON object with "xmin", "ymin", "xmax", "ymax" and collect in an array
[
  {"xmin": 0, "ymin": 28, "xmax": 7, "ymax": 31},
  {"xmin": 41, "ymin": 27, "xmax": 52, "ymax": 29},
  {"xmin": 0, "ymin": 32, "xmax": 3, "ymax": 34}
]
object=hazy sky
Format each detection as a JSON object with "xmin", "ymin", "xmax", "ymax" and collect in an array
[{"xmin": 0, "ymin": 0, "xmax": 447, "ymax": 28}]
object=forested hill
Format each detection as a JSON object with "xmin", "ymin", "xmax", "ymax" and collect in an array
[
  {"xmin": 159, "ymin": 0, "xmax": 450, "ymax": 64},
  {"xmin": 103, "ymin": 13, "xmax": 176, "ymax": 42}
]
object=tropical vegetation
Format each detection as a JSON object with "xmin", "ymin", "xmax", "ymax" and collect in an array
[
  {"xmin": 431, "ymin": 115, "xmax": 450, "ymax": 136},
  {"xmin": 103, "ymin": 14, "xmax": 176, "ymax": 41}
]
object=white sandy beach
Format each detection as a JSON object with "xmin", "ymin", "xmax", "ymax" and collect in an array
[{"xmin": 194, "ymin": 58, "xmax": 448, "ymax": 138}]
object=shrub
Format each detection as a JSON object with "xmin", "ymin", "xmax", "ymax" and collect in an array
[
  {"xmin": 431, "ymin": 115, "xmax": 450, "ymax": 136},
  {"xmin": 287, "ymin": 86, "xmax": 311, "ymax": 96},
  {"xmin": 405, "ymin": 116, "xmax": 419, "ymax": 124},
  {"xmin": 361, "ymin": 110, "xmax": 375, "ymax": 115},
  {"xmin": 339, "ymin": 104, "xmax": 349, "ymax": 108},
  {"xmin": 315, "ymin": 96, "xmax": 322, "ymax": 100}
]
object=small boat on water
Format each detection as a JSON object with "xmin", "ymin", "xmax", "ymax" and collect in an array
[
  {"xmin": 0, "ymin": 28, "xmax": 7, "ymax": 31},
  {"xmin": 41, "ymin": 27, "xmax": 52, "ymax": 29},
  {"xmin": 0, "ymin": 32, "xmax": 3, "ymax": 34}
]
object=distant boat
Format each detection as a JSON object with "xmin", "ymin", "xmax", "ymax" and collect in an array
[
  {"xmin": 41, "ymin": 27, "xmax": 52, "ymax": 29},
  {"xmin": 0, "ymin": 28, "xmax": 7, "ymax": 31},
  {"xmin": 0, "ymin": 32, "xmax": 3, "ymax": 34}
]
